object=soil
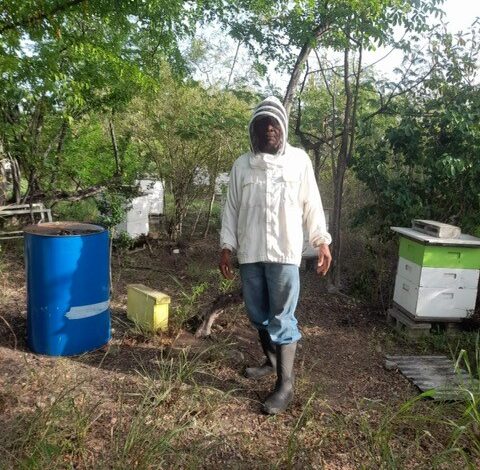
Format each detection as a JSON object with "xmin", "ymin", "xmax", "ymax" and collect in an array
[{"xmin": 0, "ymin": 236, "xmax": 476, "ymax": 468}]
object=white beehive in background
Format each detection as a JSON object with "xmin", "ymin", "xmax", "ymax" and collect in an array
[
  {"xmin": 115, "ymin": 179, "xmax": 164, "ymax": 238},
  {"xmin": 215, "ymin": 172, "xmax": 230, "ymax": 195},
  {"xmin": 115, "ymin": 196, "xmax": 150, "ymax": 238},
  {"xmin": 139, "ymin": 179, "xmax": 164, "ymax": 215}
]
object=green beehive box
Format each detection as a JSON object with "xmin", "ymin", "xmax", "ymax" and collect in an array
[{"xmin": 399, "ymin": 236, "xmax": 480, "ymax": 269}]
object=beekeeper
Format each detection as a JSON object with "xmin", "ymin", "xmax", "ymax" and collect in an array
[{"xmin": 219, "ymin": 96, "xmax": 332, "ymax": 414}]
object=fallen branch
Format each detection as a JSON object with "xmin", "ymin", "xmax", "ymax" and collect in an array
[
  {"xmin": 127, "ymin": 245, "xmax": 146, "ymax": 255},
  {"xmin": 194, "ymin": 288, "xmax": 243, "ymax": 338},
  {"xmin": 36, "ymin": 186, "xmax": 106, "ymax": 204}
]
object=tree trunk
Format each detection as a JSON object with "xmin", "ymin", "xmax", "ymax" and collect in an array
[
  {"xmin": 190, "ymin": 204, "xmax": 203, "ymax": 238},
  {"xmin": 30, "ymin": 97, "xmax": 45, "ymax": 155},
  {"xmin": 109, "ymin": 117, "xmax": 120, "ymax": 177},
  {"xmin": 48, "ymin": 119, "xmax": 69, "ymax": 188},
  {"xmin": 0, "ymin": 139, "xmax": 6, "ymax": 205},
  {"xmin": 21, "ymin": 97, "xmax": 46, "ymax": 203},
  {"xmin": 331, "ymin": 44, "xmax": 353, "ymax": 289},
  {"xmin": 313, "ymin": 147, "xmax": 322, "ymax": 183},
  {"xmin": 170, "ymin": 192, "xmax": 187, "ymax": 241},
  {"xmin": 203, "ymin": 190, "xmax": 216, "ymax": 238},
  {"xmin": 24, "ymin": 168, "xmax": 41, "ymax": 204},
  {"xmin": 204, "ymin": 161, "xmax": 220, "ymax": 238},
  {"xmin": 8, "ymin": 153, "xmax": 21, "ymax": 204},
  {"xmin": 283, "ymin": 23, "xmax": 329, "ymax": 117},
  {"xmin": 226, "ymin": 40, "xmax": 242, "ymax": 89},
  {"xmin": 0, "ymin": 162, "xmax": 6, "ymax": 206},
  {"xmin": 331, "ymin": 162, "xmax": 347, "ymax": 287}
]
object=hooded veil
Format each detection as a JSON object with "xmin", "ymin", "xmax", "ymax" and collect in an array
[{"xmin": 248, "ymin": 96, "xmax": 288, "ymax": 156}]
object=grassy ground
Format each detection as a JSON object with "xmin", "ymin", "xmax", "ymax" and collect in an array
[{"xmin": 0, "ymin": 235, "xmax": 479, "ymax": 469}]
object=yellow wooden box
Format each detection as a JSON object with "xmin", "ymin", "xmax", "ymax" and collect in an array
[{"xmin": 127, "ymin": 284, "xmax": 170, "ymax": 332}]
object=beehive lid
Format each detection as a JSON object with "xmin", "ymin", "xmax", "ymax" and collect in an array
[
  {"xmin": 24, "ymin": 221, "xmax": 106, "ymax": 236},
  {"xmin": 391, "ymin": 227, "xmax": 480, "ymax": 247},
  {"xmin": 412, "ymin": 219, "xmax": 461, "ymax": 239}
]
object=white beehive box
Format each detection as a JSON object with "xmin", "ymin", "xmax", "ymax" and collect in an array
[
  {"xmin": 115, "ymin": 196, "xmax": 150, "ymax": 238},
  {"xmin": 115, "ymin": 179, "xmax": 165, "ymax": 238},
  {"xmin": 393, "ymin": 272, "xmax": 478, "ymax": 319},
  {"xmin": 139, "ymin": 179, "xmax": 164, "ymax": 215}
]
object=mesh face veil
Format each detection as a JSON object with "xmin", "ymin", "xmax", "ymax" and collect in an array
[
  {"xmin": 251, "ymin": 116, "xmax": 283, "ymax": 154},
  {"xmin": 249, "ymin": 96, "xmax": 288, "ymax": 155}
]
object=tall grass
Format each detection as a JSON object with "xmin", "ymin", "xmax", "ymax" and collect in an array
[
  {"xmin": 0, "ymin": 385, "xmax": 101, "ymax": 469},
  {"xmin": 0, "ymin": 344, "xmax": 232, "ymax": 469},
  {"xmin": 107, "ymin": 344, "xmax": 236, "ymax": 468},
  {"xmin": 168, "ymin": 275, "xmax": 209, "ymax": 329},
  {"xmin": 438, "ymin": 336, "xmax": 480, "ymax": 466},
  {"xmin": 337, "ymin": 336, "xmax": 480, "ymax": 469},
  {"xmin": 108, "ymin": 391, "xmax": 192, "ymax": 469},
  {"xmin": 353, "ymin": 396, "xmax": 439, "ymax": 469},
  {"xmin": 135, "ymin": 346, "xmax": 214, "ymax": 388},
  {"xmin": 278, "ymin": 392, "xmax": 316, "ymax": 469}
]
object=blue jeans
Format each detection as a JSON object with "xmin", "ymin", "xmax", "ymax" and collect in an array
[{"xmin": 239, "ymin": 263, "xmax": 301, "ymax": 345}]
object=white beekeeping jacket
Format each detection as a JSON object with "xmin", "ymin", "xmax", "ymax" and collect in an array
[{"xmin": 220, "ymin": 97, "xmax": 331, "ymax": 267}]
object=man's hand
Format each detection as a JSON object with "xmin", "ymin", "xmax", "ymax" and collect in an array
[
  {"xmin": 219, "ymin": 248, "xmax": 235, "ymax": 280},
  {"xmin": 317, "ymin": 244, "xmax": 332, "ymax": 276}
]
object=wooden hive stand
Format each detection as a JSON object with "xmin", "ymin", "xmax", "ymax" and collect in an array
[
  {"xmin": 387, "ymin": 305, "xmax": 462, "ymax": 338},
  {"xmin": 386, "ymin": 306, "xmax": 432, "ymax": 338}
]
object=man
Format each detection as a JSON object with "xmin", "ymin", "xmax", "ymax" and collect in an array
[{"xmin": 219, "ymin": 96, "xmax": 332, "ymax": 415}]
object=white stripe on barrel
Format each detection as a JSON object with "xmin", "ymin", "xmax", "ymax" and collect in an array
[{"xmin": 65, "ymin": 300, "xmax": 110, "ymax": 320}]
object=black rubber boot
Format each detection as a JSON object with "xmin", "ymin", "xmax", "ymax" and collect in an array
[
  {"xmin": 245, "ymin": 329, "xmax": 276, "ymax": 379},
  {"xmin": 262, "ymin": 342, "xmax": 297, "ymax": 415}
]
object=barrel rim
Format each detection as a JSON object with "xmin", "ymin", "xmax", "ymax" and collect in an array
[{"xmin": 24, "ymin": 221, "xmax": 107, "ymax": 237}]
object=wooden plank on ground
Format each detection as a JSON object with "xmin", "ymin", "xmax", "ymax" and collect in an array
[{"xmin": 385, "ymin": 355, "xmax": 479, "ymax": 400}]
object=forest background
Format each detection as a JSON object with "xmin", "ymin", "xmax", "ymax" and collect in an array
[
  {"xmin": 1, "ymin": 0, "xmax": 480, "ymax": 303},
  {"xmin": 2, "ymin": 1, "xmax": 480, "ymax": 468}
]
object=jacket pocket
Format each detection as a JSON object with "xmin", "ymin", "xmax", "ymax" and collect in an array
[
  {"xmin": 241, "ymin": 175, "xmax": 264, "ymax": 207},
  {"xmin": 280, "ymin": 172, "xmax": 301, "ymax": 206}
]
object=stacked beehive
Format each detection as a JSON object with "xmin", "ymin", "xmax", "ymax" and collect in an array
[{"xmin": 392, "ymin": 221, "xmax": 480, "ymax": 321}]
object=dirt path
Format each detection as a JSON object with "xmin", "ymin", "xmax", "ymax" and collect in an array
[{"xmin": 0, "ymin": 238, "xmax": 469, "ymax": 468}]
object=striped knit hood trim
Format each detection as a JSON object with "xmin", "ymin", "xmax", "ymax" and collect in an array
[{"xmin": 249, "ymin": 96, "xmax": 288, "ymax": 156}]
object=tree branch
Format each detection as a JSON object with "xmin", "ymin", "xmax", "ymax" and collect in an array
[
  {"xmin": 33, "ymin": 185, "xmax": 105, "ymax": 204},
  {"xmin": 1, "ymin": 0, "xmax": 85, "ymax": 34},
  {"xmin": 346, "ymin": 42, "xmax": 362, "ymax": 166},
  {"xmin": 283, "ymin": 23, "xmax": 330, "ymax": 117},
  {"xmin": 226, "ymin": 39, "xmax": 242, "ymax": 89},
  {"xmin": 364, "ymin": 62, "xmax": 437, "ymax": 121}
]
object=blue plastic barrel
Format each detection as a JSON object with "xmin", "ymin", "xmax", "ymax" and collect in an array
[{"xmin": 24, "ymin": 222, "xmax": 111, "ymax": 356}]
